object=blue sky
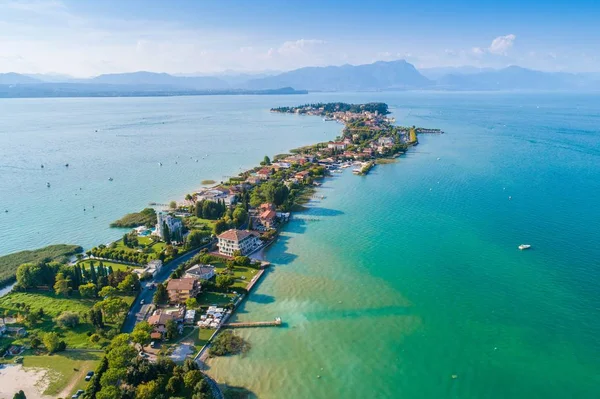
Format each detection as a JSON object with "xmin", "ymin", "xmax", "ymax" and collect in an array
[{"xmin": 0, "ymin": 0, "xmax": 598, "ymax": 76}]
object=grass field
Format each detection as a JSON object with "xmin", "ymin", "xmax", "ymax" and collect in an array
[
  {"xmin": 197, "ymin": 291, "xmax": 236, "ymax": 307},
  {"xmin": 0, "ymin": 291, "xmax": 134, "ymax": 349},
  {"xmin": 213, "ymin": 261, "xmax": 259, "ymax": 290},
  {"xmin": 77, "ymin": 259, "xmax": 140, "ymax": 271},
  {"xmin": 23, "ymin": 351, "xmax": 101, "ymax": 397}
]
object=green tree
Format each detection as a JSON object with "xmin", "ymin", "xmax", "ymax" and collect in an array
[
  {"xmin": 136, "ymin": 380, "xmax": 161, "ymax": 399},
  {"xmin": 53, "ymin": 272, "xmax": 71, "ymax": 296},
  {"xmin": 98, "ymin": 285, "xmax": 117, "ymax": 298},
  {"xmin": 30, "ymin": 337, "xmax": 41, "ymax": 349},
  {"xmin": 12, "ymin": 390, "xmax": 26, "ymax": 399},
  {"xmin": 216, "ymin": 275, "xmax": 235, "ymax": 290},
  {"xmin": 184, "ymin": 370, "xmax": 204, "ymax": 389},
  {"xmin": 89, "ymin": 308, "xmax": 104, "ymax": 328},
  {"xmin": 78, "ymin": 282, "xmax": 97, "ymax": 298},
  {"xmin": 131, "ymin": 321, "xmax": 153, "ymax": 345},
  {"xmin": 96, "ymin": 297, "xmax": 128, "ymax": 322},
  {"xmin": 43, "ymin": 332, "xmax": 61, "ymax": 353},
  {"xmin": 232, "ymin": 206, "xmax": 248, "ymax": 227},
  {"xmin": 170, "ymin": 200, "xmax": 177, "ymax": 209},
  {"xmin": 263, "ymin": 155, "xmax": 271, "ymax": 165},
  {"xmin": 163, "ymin": 221, "xmax": 171, "ymax": 244},
  {"xmin": 213, "ymin": 219, "xmax": 228, "ymax": 235},
  {"xmin": 166, "ymin": 375, "xmax": 183, "ymax": 395},
  {"xmin": 153, "ymin": 282, "xmax": 168, "ymax": 304},
  {"xmin": 96, "ymin": 386, "xmax": 120, "ymax": 399},
  {"xmin": 165, "ymin": 319, "xmax": 178, "ymax": 340},
  {"xmin": 185, "ymin": 297, "xmax": 198, "ymax": 309},
  {"xmin": 117, "ymin": 273, "xmax": 140, "ymax": 292},
  {"xmin": 55, "ymin": 311, "xmax": 80, "ymax": 329}
]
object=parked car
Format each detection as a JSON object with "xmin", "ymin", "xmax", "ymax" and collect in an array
[
  {"xmin": 150, "ymin": 341, "xmax": 156, "ymax": 348},
  {"xmin": 140, "ymin": 299, "xmax": 145, "ymax": 305},
  {"xmin": 71, "ymin": 390, "xmax": 84, "ymax": 399},
  {"xmin": 84, "ymin": 371, "xmax": 94, "ymax": 381}
]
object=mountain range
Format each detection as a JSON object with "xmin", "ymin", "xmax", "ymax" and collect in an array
[{"xmin": 1, "ymin": 60, "xmax": 599, "ymax": 97}]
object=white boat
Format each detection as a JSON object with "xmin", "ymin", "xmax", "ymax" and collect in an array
[{"xmin": 518, "ymin": 244, "xmax": 531, "ymax": 250}]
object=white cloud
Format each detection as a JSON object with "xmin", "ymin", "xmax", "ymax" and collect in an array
[{"xmin": 488, "ymin": 34, "xmax": 516, "ymax": 55}]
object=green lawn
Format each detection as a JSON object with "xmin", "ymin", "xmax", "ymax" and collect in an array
[
  {"xmin": 137, "ymin": 236, "xmax": 154, "ymax": 246},
  {"xmin": 213, "ymin": 263, "xmax": 259, "ymax": 290},
  {"xmin": 0, "ymin": 291, "xmax": 134, "ymax": 349},
  {"xmin": 197, "ymin": 291, "xmax": 236, "ymax": 307},
  {"xmin": 195, "ymin": 328, "xmax": 216, "ymax": 348},
  {"xmin": 23, "ymin": 351, "xmax": 101, "ymax": 397},
  {"xmin": 77, "ymin": 259, "xmax": 141, "ymax": 271},
  {"xmin": 185, "ymin": 216, "xmax": 216, "ymax": 230}
]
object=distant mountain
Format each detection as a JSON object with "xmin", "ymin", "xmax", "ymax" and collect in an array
[
  {"xmin": 90, "ymin": 71, "xmax": 229, "ymax": 90},
  {"xmin": 24, "ymin": 73, "xmax": 79, "ymax": 83},
  {"xmin": 245, "ymin": 60, "xmax": 432, "ymax": 91},
  {"xmin": 419, "ymin": 66, "xmax": 496, "ymax": 80},
  {"xmin": 0, "ymin": 73, "xmax": 42, "ymax": 84},
  {"xmin": 435, "ymin": 66, "xmax": 597, "ymax": 91}
]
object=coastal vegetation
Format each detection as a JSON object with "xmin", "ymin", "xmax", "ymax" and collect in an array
[
  {"xmin": 0, "ymin": 244, "xmax": 82, "ymax": 289},
  {"xmin": 110, "ymin": 208, "xmax": 157, "ymax": 228},
  {"xmin": 201, "ymin": 179, "xmax": 216, "ymax": 185},
  {"xmin": 209, "ymin": 330, "xmax": 250, "ymax": 357},
  {"xmin": 87, "ymin": 339, "xmax": 216, "ymax": 399},
  {"xmin": 271, "ymin": 102, "xmax": 390, "ymax": 115}
]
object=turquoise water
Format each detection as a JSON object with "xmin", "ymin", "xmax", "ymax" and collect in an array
[
  {"xmin": 206, "ymin": 92, "xmax": 600, "ymax": 398},
  {"xmin": 0, "ymin": 96, "xmax": 340, "ymax": 255},
  {"xmin": 1, "ymin": 92, "xmax": 599, "ymax": 398}
]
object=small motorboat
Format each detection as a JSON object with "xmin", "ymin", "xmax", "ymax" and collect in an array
[
  {"xmin": 46, "ymin": 182, "xmax": 51, "ymax": 187},
  {"xmin": 518, "ymin": 244, "xmax": 531, "ymax": 250},
  {"xmin": 65, "ymin": 163, "xmax": 69, "ymax": 167},
  {"xmin": 108, "ymin": 177, "xmax": 114, "ymax": 181}
]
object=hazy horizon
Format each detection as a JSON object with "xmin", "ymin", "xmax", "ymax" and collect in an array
[{"xmin": 1, "ymin": 0, "xmax": 599, "ymax": 77}]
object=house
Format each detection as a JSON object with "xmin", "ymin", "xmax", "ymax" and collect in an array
[
  {"xmin": 256, "ymin": 167, "xmax": 272, "ymax": 180},
  {"xmin": 260, "ymin": 203, "xmax": 276, "ymax": 212},
  {"xmin": 327, "ymin": 142, "xmax": 347, "ymax": 151},
  {"xmin": 195, "ymin": 186, "xmax": 238, "ymax": 207},
  {"xmin": 294, "ymin": 170, "xmax": 310, "ymax": 181},
  {"xmin": 272, "ymin": 162, "xmax": 291, "ymax": 169},
  {"xmin": 259, "ymin": 209, "xmax": 277, "ymax": 229},
  {"xmin": 156, "ymin": 212, "xmax": 183, "ymax": 242},
  {"xmin": 148, "ymin": 312, "xmax": 177, "ymax": 335},
  {"xmin": 343, "ymin": 137, "xmax": 352, "ymax": 145},
  {"xmin": 245, "ymin": 176, "xmax": 261, "ymax": 185},
  {"xmin": 362, "ymin": 148, "xmax": 374, "ymax": 156},
  {"xmin": 167, "ymin": 278, "xmax": 200, "ymax": 304},
  {"xmin": 184, "ymin": 264, "xmax": 216, "ymax": 281},
  {"xmin": 377, "ymin": 136, "xmax": 394, "ymax": 147},
  {"xmin": 217, "ymin": 229, "xmax": 261, "ymax": 256}
]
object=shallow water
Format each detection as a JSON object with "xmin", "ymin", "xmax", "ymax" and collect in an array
[{"xmin": 206, "ymin": 92, "xmax": 600, "ymax": 399}]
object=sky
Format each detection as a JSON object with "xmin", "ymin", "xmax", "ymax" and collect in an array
[{"xmin": 0, "ymin": 0, "xmax": 599, "ymax": 77}]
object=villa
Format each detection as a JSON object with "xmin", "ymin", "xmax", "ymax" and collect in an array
[
  {"xmin": 259, "ymin": 209, "xmax": 277, "ymax": 229},
  {"xmin": 294, "ymin": 170, "xmax": 310, "ymax": 181},
  {"xmin": 166, "ymin": 278, "xmax": 201, "ymax": 304},
  {"xmin": 217, "ymin": 229, "xmax": 261, "ymax": 256},
  {"xmin": 195, "ymin": 186, "xmax": 238, "ymax": 206},
  {"xmin": 257, "ymin": 167, "xmax": 273, "ymax": 180},
  {"xmin": 156, "ymin": 212, "xmax": 183, "ymax": 242},
  {"xmin": 327, "ymin": 142, "xmax": 347, "ymax": 151},
  {"xmin": 148, "ymin": 312, "xmax": 177, "ymax": 335},
  {"xmin": 184, "ymin": 264, "xmax": 216, "ymax": 280}
]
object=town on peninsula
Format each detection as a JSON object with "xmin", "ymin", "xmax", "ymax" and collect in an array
[{"xmin": 0, "ymin": 102, "xmax": 442, "ymax": 399}]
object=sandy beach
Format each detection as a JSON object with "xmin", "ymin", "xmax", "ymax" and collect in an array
[{"xmin": 0, "ymin": 365, "xmax": 51, "ymax": 399}]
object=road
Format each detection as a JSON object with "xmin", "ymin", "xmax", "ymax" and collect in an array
[{"xmin": 121, "ymin": 241, "xmax": 214, "ymax": 333}]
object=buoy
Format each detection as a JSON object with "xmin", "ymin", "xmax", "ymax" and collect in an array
[
  {"xmin": 508, "ymin": 196, "xmax": 512, "ymax": 200},
  {"xmin": 451, "ymin": 374, "xmax": 458, "ymax": 379}
]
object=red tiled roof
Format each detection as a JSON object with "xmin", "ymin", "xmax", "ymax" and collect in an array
[
  {"xmin": 148, "ymin": 312, "xmax": 175, "ymax": 326},
  {"xmin": 260, "ymin": 209, "xmax": 276, "ymax": 220},
  {"xmin": 166, "ymin": 278, "xmax": 197, "ymax": 291},
  {"xmin": 218, "ymin": 229, "xmax": 257, "ymax": 242}
]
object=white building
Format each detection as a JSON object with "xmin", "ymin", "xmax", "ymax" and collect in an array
[
  {"xmin": 156, "ymin": 212, "xmax": 183, "ymax": 242},
  {"xmin": 217, "ymin": 229, "xmax": 261, "ymax": 257},
  {"xmin": 184, "ymin": 264, "xmax": 216, "ymax": 280},
  {"xmin": 195, "ymin": 186, "xmax": 237, "ymax": 206},
  {"xmin": 327, "ymin": 142, "xmax": 347, "ymax": 151}
]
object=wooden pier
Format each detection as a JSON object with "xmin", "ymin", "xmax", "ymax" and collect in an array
[{"xmin": 224, "ymin": 317, "xmax": 282, "ymax": 328}]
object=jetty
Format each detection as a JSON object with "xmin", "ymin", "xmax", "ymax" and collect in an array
[{"xmin": 224, "ymin": 317, "xmax": 282, "ymax": 328}]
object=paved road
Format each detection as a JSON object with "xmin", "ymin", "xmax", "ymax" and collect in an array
[{"xmin": 122, "ymin": 241, "xmax": 214, "ymax": 333}]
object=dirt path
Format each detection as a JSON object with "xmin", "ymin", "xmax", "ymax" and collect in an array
[{"xmin": 57, "ymin": 367, "xmax": 86, "ymax": 399}]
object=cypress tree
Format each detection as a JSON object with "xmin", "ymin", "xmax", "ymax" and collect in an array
[
  {"xmin": 107, "ymin": 266, "xmax": 114, "ymax": 275},
  {"xmin": 89, "ymin": 264, "xmax": 97, "ymax": 284},
  {"xmin": 163, "ymin": 221, "xmax": 171, "ymax": 244}
]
